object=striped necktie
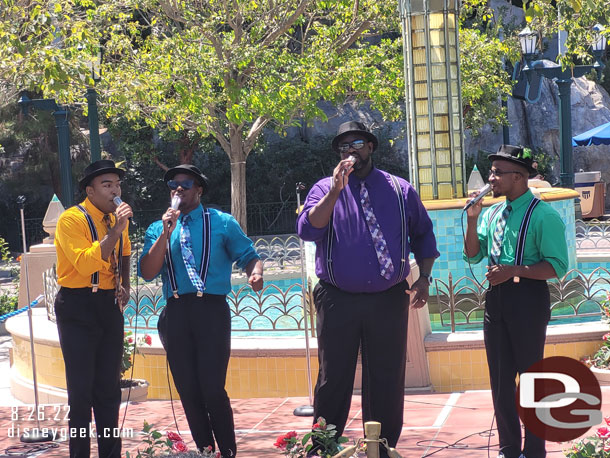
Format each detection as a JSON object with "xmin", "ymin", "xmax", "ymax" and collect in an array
[
  {"xmin": 102, "ymin": 214, "xmax": 121, "ymax": 297},
  {"xmin": 490, "ymin": 204, "xmax": 511, "ymax": 265},
  {"xmin": 180, "ymin": 214, "xmax": 205, "ymax": 294},
  {"xmin": 360, "ymin": 181, "xmax": 394, "ymax": 280}
]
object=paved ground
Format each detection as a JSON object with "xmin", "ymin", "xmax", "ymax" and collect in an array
[{"xmin": 0, "ymin": 388, "xmax": 609, "ymax": 457}]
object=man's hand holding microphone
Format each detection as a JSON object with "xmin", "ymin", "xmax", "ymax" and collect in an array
[{"xmin": 162, "ymin": 195, "xmax": 182, "ymax": 236}]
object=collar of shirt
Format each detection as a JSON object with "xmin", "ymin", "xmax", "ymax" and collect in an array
[
  {"xmin": 180, "ymin": 204, "xmax": 203, "ymax": 225},
  {"xmin": 505, "ymin": 188, "xmax": 534, "ymax": 212},
  {"xmin": 82, "ymin": 197, "xmax": 114, "ymax": 225},
  {"xmin": 347, "ymin": 166, "xmax": 384, "ymax": 190}
]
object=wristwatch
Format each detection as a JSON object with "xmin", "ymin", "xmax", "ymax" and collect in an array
[{"xmin": 420, "ymin": 273, "xmax": 433, "ymax": 284}]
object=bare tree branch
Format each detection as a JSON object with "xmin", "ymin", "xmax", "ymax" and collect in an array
[
  {"xmin": 336, "ymin": 20, "xmax": 371, "ymax": 54},
  {"xmin": 260, "ymin": 0, "xmax": 311, "ymax": 49},
  {"xmin": 243, "ymin": 116, "xmax": 270, "ymax": 154}
]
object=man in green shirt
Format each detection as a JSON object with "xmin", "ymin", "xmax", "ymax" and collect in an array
[{"xmin": 463, "ymin": 145, "xmax": 569, "ymax": 458}]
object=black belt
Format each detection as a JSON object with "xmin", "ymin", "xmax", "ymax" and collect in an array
[{"xmin": 59, "ymin": 286, "xmax": 115, "ymax": 293}]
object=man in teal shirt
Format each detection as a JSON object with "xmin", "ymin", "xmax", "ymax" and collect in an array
[
  {"xmin": 140, "ymin": 164, "xmax": 263, "ymax": 458},
  {"xmin": 464, "ymin": 145, "xmax": 569, "ymax": 458}
]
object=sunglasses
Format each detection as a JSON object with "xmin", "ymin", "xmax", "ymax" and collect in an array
[
  {"xmin": 167, "ymin": 179, "xmax": 194, "ymax": 190},
  {"xmin": 337, "ymin": 139, "xmax": 366, "ymax": 153}
]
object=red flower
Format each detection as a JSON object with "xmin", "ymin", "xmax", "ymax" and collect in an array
[
  {"xmin": 312, "ymin": 423, "xmax": 320, "ymax": 430},
  {"xmin": 144, "ymin": 335, "xmax": 152, "ymax": 345},
  {"xmin": 596, "ymin": 426, "xmax": 610, "ymax": 439},
  {"xmin": 605, "ymin": 415, "xmax": 610, "ymax": 426},
  {"xmin": 274, "ymin": 431, "xmax": 297, "ymax": 449},
  {"xmin": 205, "ymin": 446, "xmax": 213, "ymax": 452},
  {"xmin": 172, "ymin": 441, "xmax": 188, "ymax": 453},
  {"xmin": 214, "ymin": 453, "xmax": 221, "ymax": 458},
  {"xmin": 166, "ymin": 431, "xmax": 182, "ymax": 442},
  {"xmin": 127, "ymin": 337, "xmax": 133, "ymax": 343}
]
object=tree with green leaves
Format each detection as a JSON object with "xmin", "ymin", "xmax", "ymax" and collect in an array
[
  {"xmin": 2, "ymin": 0, "xmax": 607, "ymax": 232},
  {"xmin": 1, "ymin": 0, "xmax": 404, "ymax": 232},
  {"xmin": 99, "ymin": 0, "xmax": 406, "ymax": 232}
]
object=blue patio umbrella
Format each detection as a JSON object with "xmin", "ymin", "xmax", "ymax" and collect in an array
[{"xmin": 572, "ymin": 121, "xmax": 610, "ymax": 146}]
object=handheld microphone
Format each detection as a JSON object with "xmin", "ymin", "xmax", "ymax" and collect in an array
[
  {"xmin": 342, "ymin": 155, "xmax": 357, "ymax": 178},
  {"xmin": 463, "ymin": 183, "xmax": 492, "ymax": 211},
  {"xmin": 168, "ymin": 195, "xmax": 181, "ymax": 228},
  {"xmin": 113, "ymin": 196, "xmax": 134, "ymax": 224}
]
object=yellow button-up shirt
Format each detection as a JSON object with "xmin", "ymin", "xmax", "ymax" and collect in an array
[{"xmin": 55, "ymin": 198, "xmax": 131, "ymax": 289}]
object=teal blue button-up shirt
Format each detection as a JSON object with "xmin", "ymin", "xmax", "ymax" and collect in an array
[
  {"xmin": 140, "ymin": 204, "xmax": 260, "ymax": 297},
  {"xmin": 463, "ymin": 189, "xmax": 569, "ymax": 279}
]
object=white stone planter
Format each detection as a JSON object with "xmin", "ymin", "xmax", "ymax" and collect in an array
[
  {"xmin": 121, "ymin": 379, "xmax": 149, "ymax": 402},
  {"xmin": 590, "ymin": 366, "xmax": 610, "ymax": 386}
]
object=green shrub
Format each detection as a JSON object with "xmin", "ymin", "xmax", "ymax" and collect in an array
[{"xmin": 0, "ymin": 291, "xmax": 18, "ymax": 316}]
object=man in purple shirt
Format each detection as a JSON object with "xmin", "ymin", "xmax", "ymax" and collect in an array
[{"xmin": 297, "ymin": 121, "xmax": 439, "ymax": 456}]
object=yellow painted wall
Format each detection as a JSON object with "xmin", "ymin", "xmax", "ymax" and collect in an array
[
  {"xmin": 12, "ymin": 335, "xmax": 602, "ymax": 399},
  {"xmin": 426, "ymin": 340, "xmax": 602, "ymax": 392}
]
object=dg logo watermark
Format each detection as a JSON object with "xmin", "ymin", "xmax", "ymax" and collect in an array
[{"xmin": 517, "ymin": 356, "xmax": 602, "ymax": 442}]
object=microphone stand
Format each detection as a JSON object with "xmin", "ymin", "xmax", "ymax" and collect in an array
[
  {"xmin": 293, "ymin": 183, "xmax": 314, "ymax": 417},
  {"xmin": 18, "ymin": 196, "xmax": 55, "ymax": 443}
]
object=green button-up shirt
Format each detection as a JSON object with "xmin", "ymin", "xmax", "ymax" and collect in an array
[{"xmin": 463, "ymin": 189, "xmax": 569, "ymax": 279}]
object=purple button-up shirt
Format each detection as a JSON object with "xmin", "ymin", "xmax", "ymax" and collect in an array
[{"xmin": 297, "ymin": 168, "xmax": 439, "ymax": 293}]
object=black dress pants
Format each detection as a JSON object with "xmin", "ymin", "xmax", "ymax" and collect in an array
[
  {"xmin": 312, "ymin": 280, "xmax": 409, "ymax": 457},
  {"xmin": 158, "ymin": 293, "xmax": 236, "ymax": 457},
  {"xmin": 55, "ymin": 287, "xmax": 124, "ymax": 458},
  {"xmin": 484, "ymin": 278, "xmax": 550, "ymax": 458}
]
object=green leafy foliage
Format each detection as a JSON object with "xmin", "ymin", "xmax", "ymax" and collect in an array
[
  {"xmin": 563, "ymin": 414, "xmax": 610, "ymax": 457},
  {"xmin": 121, "ymin": 331, "xmax": 151, "ymax": 380},
  {"xmin": 522, "ymin": 0, "xmax": 610, "ymax": 70},
  {"xmin": 273, "ymin": 417, "xmax": 350, "ymax": 457},
  {"xmin": 0, "ymin": 235, "xmax": 9, "ymax": 262},
  {"xmin": 0, "ymin": 290, "xmax": 17, "ymax": 316}
]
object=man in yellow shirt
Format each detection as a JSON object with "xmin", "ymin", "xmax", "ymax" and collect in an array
[{"xmin": 54, "ymin": 160, "xmax": 133, "ymax": 458}]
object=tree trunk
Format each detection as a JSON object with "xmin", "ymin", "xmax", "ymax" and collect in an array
[{"xmin": 230, "ymin": 158, "xmax": 247, "ymax": 233}]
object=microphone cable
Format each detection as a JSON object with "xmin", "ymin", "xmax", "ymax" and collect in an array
[
  {"xmin": 415, "ymin": 424, "xmax": 499, "ymax": 457},
  {"xmin": 460, "ymin": 200, "xmax": 498, "ymax": 458},
  {"xmin": 461, "ymin": 209, "xmax": 487, "ymax": 290},
  {"xmin": 107, "ymin": 215, "xmax": 142, "ymax": 458}
]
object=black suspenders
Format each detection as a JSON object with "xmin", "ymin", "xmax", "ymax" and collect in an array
[
  {"xmin": 389, "ymin": 174, "xmax": 407, "ymax": 281},
  {"xmin": 76, "ymin": 205, "xmax": 123, "ymax": 292},
  {"xmin": 326, "ymin": 174, "xmax": 407, "ymax": 286},
  {"xmin": 515, "ymin": 198, "xmax": 540, "ymax": 265},
  {"xmin": 166, "ymin": 207, "xmax": 211, "ymax": 298},
  {"xmin": 486, "ymin": 197, "xmax": 540, "ymax": 266}
]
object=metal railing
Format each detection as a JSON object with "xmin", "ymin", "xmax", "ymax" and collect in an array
[
  {"xmin": 434, "ymin": 268, "xmax": 610, "ymax": 332},
  {"xmin": 44, "ymin": 265, "xmax": 610, "ymax": 335},
  {"xmin": 43, "ymin": 266, "xmax": 316, "ymax": 335},
  {"xmin": 576, "ymin": 218, "xmax": 610, "ymax": 249}
]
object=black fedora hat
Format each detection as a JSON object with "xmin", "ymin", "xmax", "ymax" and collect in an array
[
  {"xmin": 488, "ymin": 145, "xmax": 537, "ymax": 175},
  {"xmin": 331, "ymin": 121, "xmax": 378, "ymax": 153},
  {"xmin": 164, "ymin": 164, "xmax": 209, "ymax": 195},
  {"xmin": 79, "ymin": 160, "xmax": 125, "ymax": 191}
]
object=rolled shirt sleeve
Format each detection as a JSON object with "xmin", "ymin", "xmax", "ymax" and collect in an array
[
  {"xmin": 223, "ymin": 214, "xmax": 261, "ymax": 270},
  {"xmin": 536, "ymin": 210, "xmax": 569, "ymax": 279},
  {"xmin": 296, "ymin": 179, "xmax": 332, "ymax": 242},
  {"xmin": 462, "ymin": 206, "xmax": 492, "ymax": 265},
  {"xmin": 138, "ymin": 221, "xmax": 163, "ymax": 279}
]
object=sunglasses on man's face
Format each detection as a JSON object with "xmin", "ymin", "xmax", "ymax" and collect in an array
[
  {"xmin": 337, "ymin": 139, "xmax": 366, "ymax": 153},
  {"xmin": 167, "ymin": 179, "xmax": 194, "ymax": 190}
]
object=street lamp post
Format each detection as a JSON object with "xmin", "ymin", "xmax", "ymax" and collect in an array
[
  {"xmin": 86, "ymin": 48, "xmax": 103, "ymax": 163},
  {"xmin": 18, "ymin": 94, "xmax": 74, "ymax": 207},
  {"xmin": 519, "ymin": 25, "xmax": 607, "ymax": 189}
]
